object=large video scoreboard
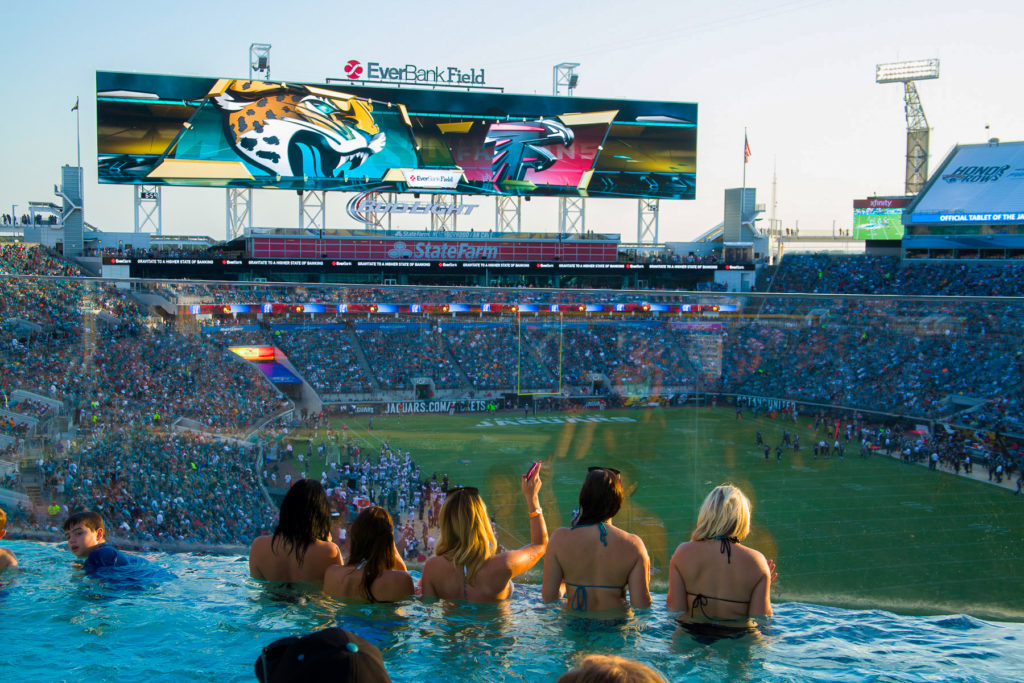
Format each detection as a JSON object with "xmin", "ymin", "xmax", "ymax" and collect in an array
[{"xmin": 97, "ymin": 71, "xmax": 697, "ymax": 200}]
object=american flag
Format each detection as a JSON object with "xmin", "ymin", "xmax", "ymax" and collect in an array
[{"xmin": 744, "ymin": 133, "xmax": 751, "ymax": 164}]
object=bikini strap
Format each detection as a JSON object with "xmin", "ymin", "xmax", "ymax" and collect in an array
[
  {"xmin": 710, "ymin": 535, "xmax": 738, "ymax": 563},
  {"xmin": 570, "ymin": 521, "xmax": 609, "ymax": 547},
  {"xmin": 689, "ymin": 593, "xmax": 710, "ymax": 618}
]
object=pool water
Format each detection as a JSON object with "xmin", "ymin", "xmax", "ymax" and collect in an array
[{"xmin": 2, "ymin": 540, "xmax": 1023, "ymax": 682}]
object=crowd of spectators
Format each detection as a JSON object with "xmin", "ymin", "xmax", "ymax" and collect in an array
[
  {"xmin": 762, "ymin": 254, "xmax": 1024, "ymax": 296},
  {"xmin": 525, "ymin": 323, "xmax": 700, "ymax": 388},
  {"xmin": 442, "ymin": 323, "xmax": 553, "ymax": 390},
  {"xmin": 18, "ymin": 429, "xmax": 276, "ymax": 545},
  {"xmin": 719, "ymin": 298, "xmax": 1023, "ymax": 421},
  {"xmin": 356, "ymin": 324, "xmax": 464, "ymax": 390},
  {"xmin": 273, "ymin": 326, "xmax": 375, "ymax": 394}
]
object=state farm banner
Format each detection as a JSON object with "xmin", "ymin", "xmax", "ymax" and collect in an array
[{"xmin": 251, "ymin": 237, "xmax": 617, "ymax": 262}]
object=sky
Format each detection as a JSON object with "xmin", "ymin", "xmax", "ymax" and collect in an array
[{"xmin": 0, "ymin": 0, "xmax": 1020, "ymax": 244}]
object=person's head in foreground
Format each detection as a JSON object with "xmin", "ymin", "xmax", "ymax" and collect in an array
[
  {"xmin": 347, "ymin": 506, "xmax": 402, "ymax": 601},
  {"xmin": 558, "ymin": 654, "xmax": 668, "ymax": 683},
  {"xmin": 690, "ymin": 484, "xmax": 751, "ymax": 542},
  {"xmin": 274, "ymin": 479, "xmax": 332, "ymax": 565},
  {"xmin": 62, "ymin": 510, "xmax": 107, "ymax": 557},
  {"xmin": 574, "ymin": 466, "xmax": 624, "ymax": 526},
  {"xmin": 255, "ymin": 627, "xmax": 390, "ymax": 683},
  {"xmin": 436, "ymin": 486, "xmax": 496, "ymax": 582}
]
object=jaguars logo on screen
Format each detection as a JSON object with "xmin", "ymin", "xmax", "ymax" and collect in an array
[{"xmin": 210, "ymin": 80, "xmax": 386, "ymax": 178}]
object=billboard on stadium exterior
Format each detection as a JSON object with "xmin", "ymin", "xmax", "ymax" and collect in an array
[
  {"xmin": 908, "ymin": 141, "xmax": 1024, "ymax": 225},
  {"xmin": 852, "ymin": 196, "xmax": 912, "ymax": 239},
  {"xmin": 96, "ymin": 71, "xmax": 697, "ymax": 200}
]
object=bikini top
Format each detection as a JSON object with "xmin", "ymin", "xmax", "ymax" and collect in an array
[
  {"xmin": 708, "ymin": 535, "xmax": 739, "ymax": 563},
  {"xmin": 563, "ymin": 521, "xmax": 625, "ymax": 610},
  {"xmin": 571, "ymin": 520, "xmax": 608, "ymax": 546},
  {"xmin": 686, "ymin": 536, "xmax": 747, "ymax": 618}
]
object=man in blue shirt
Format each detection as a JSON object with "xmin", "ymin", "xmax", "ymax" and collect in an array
[{"xmin": 62, "ymin": 510, "xmax": 141, "ymax": 574}]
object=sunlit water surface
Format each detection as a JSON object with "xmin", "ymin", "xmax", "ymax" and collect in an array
[{"xmin": 2, "ymin": 541, "xmax": 1023, "ymax": 682}]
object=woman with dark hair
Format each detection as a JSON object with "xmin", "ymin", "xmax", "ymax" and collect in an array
[
  {"xmin": 249, "ymin": 479, "xmax": 342, "ymax": 583},
  {"xmin": 542, "ymin": 467, "xmax": 651, "ymax": 611},
  {"xmin": 419, "ymin": 465, "xmax": 547, "ymax": 602},
  {"xmin": 322, "ymin": 506, "xmax": 413, "ymax": 603}
]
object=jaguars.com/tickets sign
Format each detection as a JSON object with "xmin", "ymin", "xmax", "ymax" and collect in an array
[{"xmin": 96, "ymin": 71, "xmax": 697, "ymax": 201}]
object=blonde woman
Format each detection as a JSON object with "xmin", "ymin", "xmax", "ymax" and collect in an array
[
  {"xmin": 667, "ymin": 484, "xmax": 775, "ymax": 623},
  {"xmin": 419, "ymin": 466, "xmax": 547, "ymax": 602}
]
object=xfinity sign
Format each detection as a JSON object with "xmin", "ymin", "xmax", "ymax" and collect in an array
[{"xmin": 346, "ymin": 60, "xmax": 487, "ymax": 86}]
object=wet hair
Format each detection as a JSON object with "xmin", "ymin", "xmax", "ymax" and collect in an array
[
  {"xmin": 435, "ymin": 488, "xmax": 497, "ymax": 583},
  {"xmin": 62, "ymin": 510, "xmax": 105, "ymax": 534},
  {"xmin": 0, "ymin": 507, "xmax": 6, "ymax": 532},
  {"xmin": 558, "ymin": 655, "xmax": 668, "ymax": 683},
  {"xmin": 348, "ymin": 506, "xmax": 401, "ymax": 603},
  {"xmin": 271, "ymin": 479, "xmax": 331, "ymax": 567},
  {"xmin": 690, "ymin": 484, "xmax": 751, "ymax": 542},
  {"xmin": 574, "ymin": 469, "xmax": 623, "ymax": 526}
]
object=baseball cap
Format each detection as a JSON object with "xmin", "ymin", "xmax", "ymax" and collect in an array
[{"xmin": 254, "ymin": 627, "xmax": 391, "ymax": 683}]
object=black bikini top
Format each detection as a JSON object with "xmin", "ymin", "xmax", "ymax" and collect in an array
[{"xmin": 708, "ymin": 535, "xmax": 739, "ymax": 563}]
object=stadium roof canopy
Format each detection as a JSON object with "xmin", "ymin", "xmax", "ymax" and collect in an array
[{"xmin": 906, "ymin": 140, "xmax": 1024, "ymax": 226}]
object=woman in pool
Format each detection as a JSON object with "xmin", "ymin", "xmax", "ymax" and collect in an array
[
  {"xmin": 419, "ymin": 464, "xmax": 547, "ymax": 602},
  {"xmin": 322, "ymin": 506, "xmax": 413, "ymax": 602},
  {"xmin": 249, "ymin": 479, "xmax": 342, "ymax": 583},
  {"xmin": 666, "ymin": 484, "xmax": 774, "ymax": 621},
  {"xmin": 542, "ymin": 467, "xmax": 651, "ymax": 611}
]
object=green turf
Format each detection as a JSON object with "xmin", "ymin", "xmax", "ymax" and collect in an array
[{"xmin": 292, "ymin": 407, "xmax": 1024, "ymax": 620}]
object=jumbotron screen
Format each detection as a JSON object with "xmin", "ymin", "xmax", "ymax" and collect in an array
[
  {"xmin": 96, "ymin": 71, "xmax": 696, "ymax": 200},
  {"xmin": 852, "ymin": 196, "xmax": 912, "ymax": 239}
]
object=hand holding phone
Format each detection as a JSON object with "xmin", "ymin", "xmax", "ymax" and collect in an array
[{"xmin": 523, "ymin": 461, "xmax": 541, "ymax": 480}]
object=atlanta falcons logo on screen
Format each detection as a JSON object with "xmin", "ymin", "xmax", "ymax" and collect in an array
[{"xmin": 483, "ymin": 119, "xmax": 574, "ymax": 183}]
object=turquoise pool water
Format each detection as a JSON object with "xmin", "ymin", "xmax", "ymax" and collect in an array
[{"xmin": 2, "ymin": 540, "xmax": 1023, "ymax": 682}]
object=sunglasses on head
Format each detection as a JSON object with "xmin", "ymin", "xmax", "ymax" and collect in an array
[
  {"xmin": 446, "ymin": 486, "xmax": 479, "ymax": 497},
  {"xmin": 588, "ymin": 466, "xmax": 621, "ymax": 476}
]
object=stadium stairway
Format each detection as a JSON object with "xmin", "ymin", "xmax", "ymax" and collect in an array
[
  {"xmin": 435, "ymin": 329, "xmax": 474, "ymax": 392},
  {"xmin": 346, "ymin": 326, "xmax": 383, "ymax": 394}
]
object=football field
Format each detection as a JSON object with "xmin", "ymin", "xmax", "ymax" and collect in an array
[{"xmin": 305, "ymin": 407, "xmax": 1024, "ymax": 620}]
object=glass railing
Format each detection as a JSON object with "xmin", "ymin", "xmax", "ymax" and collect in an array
[{"xmin": 2, "ymin": 275, "xmax": 1022, "ymax": 620}]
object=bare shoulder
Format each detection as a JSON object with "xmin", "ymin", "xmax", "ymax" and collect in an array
[
  {"xmin": 323, "ymin": 562, "xmax": 346, "ymax": 583},
  {"xmin": 0, "ymin": 547, "xmax": 16, "ymax": 570},
  {"xmin": 670, "ymin": 541, "xmax": 696, "ymax": 561},
  {"xmin": 421, "ymin": 555, "xmax": 447, "ymax": 575},
  {"xmin": 383, "ymin": 569, "xmax": 415, "ymax": 594},
  {"xmin": 621, "ymin": 529, "xmax": 650, "ymax": 554},
  {"xmin": 734, "ymin": 544, "xmax": 770, "ymax": 571},
  {"xmin": 308, "ymin": 539, "xmax": 342, "ymax": 565},
  {"xmin": 249, "ymin": 535, "xmax": 272, "ymax": 559}
]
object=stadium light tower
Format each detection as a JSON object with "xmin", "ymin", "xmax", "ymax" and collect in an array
[
  {"xmin": 250, "ymin": 43, "xmax": 272, "ymax": 81},
  {"xmin": 553, "ymin": 63, "xmax": 580, "ymax": 97},
  {"xmin": 876, "ymin": 58, "xmax": 939, "ymax": 195}
]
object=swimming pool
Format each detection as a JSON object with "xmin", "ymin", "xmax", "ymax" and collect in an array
[{"xmin": 3, "ymin": 540, "xmax": 1022, "ymax": 682}]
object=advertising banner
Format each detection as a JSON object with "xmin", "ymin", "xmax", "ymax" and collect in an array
[
  {"xmin": 97, "ymin": 71, "xmax": 697, "ymax": 200},
  {"xmin": 250, "ymin": 236, "xmax": 618, "ymax": 262},
  {"xmin": 910, "ymin": 142, "xmax": 1024, "ymax": 224}
]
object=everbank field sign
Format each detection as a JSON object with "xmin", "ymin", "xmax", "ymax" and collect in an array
[{"xmin": 343, "ymin": 59, "xmax": 487, "ymax": 86}]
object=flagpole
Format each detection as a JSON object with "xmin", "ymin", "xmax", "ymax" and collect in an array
[
  {"xmin": 742, "ymin": 126, "xmax": 747, "ymax": 192},
  {"xmin": 75, "ymin": 96, "xmax": 81, "ymax": 169}
]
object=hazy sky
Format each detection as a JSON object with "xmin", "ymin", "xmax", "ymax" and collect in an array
[{"xmin": 0, "ymin": 0, "xmax": 1019, "ymax": 243}]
